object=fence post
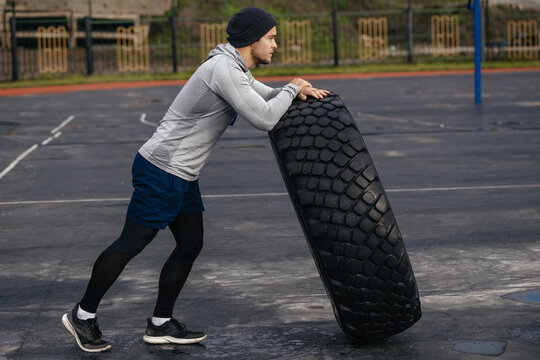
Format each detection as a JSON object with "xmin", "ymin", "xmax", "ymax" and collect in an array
[
  {"xmin": 9, "ymin": 16, "xmax": 18, "ymax": 81},
  {"xmin": 481, "ymin": 1, "xmax": 486, "ymax": 62},
  {"xmin": 85, "ymin": 16, "xmax": 94, "ymax": 75},
  {"xmin": 331, "ymin": 0, "xmax": 339, "ymax": 66},
  {"xmin": 407, "ymin": 0, "xmax": 414, "ymax": 63},
  {"xmin": 170, "ymin": 15, "xmax": 178, "ymax": 73}
]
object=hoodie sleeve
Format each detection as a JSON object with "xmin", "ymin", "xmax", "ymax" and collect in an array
[
  {"xmin": 251, "ymin": 79, "xmax": 282, "ymax": 100},
  {"xmin": 210, "ymin": 60, "xmax": 300, "ymax": 131}
]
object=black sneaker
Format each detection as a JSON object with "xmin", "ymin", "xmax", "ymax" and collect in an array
[
  {"xmin": 61, "ymin": 303, "xmax": 111, "ymax": 352},
  {"xmin": 143, "ymin": 318, "xmax": 206, "ymax": 345}
]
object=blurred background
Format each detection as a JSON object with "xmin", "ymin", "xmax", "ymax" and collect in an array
[{"xmin": 0, "ymin": 0, "xmax": 538, "ymax": 81}]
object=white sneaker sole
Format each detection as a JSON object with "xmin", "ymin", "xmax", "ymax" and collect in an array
[
  {"xmin": 62, "ymin": 313, "xmax": 112, "ymax": 353},
  {"xmin": 143, "ymin": 334, "xmax": 207, "ymax": 345}
]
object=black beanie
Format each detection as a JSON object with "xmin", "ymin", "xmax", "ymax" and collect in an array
[{"xmin": 226, "ymin": 7, "xmax": 277, "ymax": 48}]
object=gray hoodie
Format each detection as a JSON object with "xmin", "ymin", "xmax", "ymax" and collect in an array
[{"xmin": 138, "ymin": 43, "xmax": 300, "ymax": 181}]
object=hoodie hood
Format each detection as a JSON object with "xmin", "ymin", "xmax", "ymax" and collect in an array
[{"xmin": 208, "ymin": 43, "xmax": 249, "ymax": 73}]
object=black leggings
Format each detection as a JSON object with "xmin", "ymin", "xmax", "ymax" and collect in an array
[{"xmin": 79, "ymin": 212, "xmax": 203, "ymax": 318}]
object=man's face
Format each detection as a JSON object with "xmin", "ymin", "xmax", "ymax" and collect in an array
[{"xmin": 251, "ymin": 26, "xmax": 278, "ymax": 65}]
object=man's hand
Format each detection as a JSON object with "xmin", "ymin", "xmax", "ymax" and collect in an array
[
  {"xmin": 298, "ymin": 86, "xmax": 330, "ymax": 100},
  {"xmin": 289, "ymin": 78, "xmax": 311, "ymax": 92},
  {"xmin": 289, "ymin": 78, "xmax": 329, "ymax": 100}
]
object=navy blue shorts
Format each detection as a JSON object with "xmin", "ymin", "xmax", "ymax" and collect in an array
[{"xmin": 126, "ymin": 153, "xmax": 204, "ymax": 229}]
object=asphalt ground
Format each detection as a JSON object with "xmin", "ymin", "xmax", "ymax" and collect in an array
[{"xmin": 0, "ymin": 71, "xmax": 539, "ymax": 359}]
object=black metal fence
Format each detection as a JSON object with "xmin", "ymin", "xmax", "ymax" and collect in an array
[{"xmin": 0, "ymin": 6, "xmax": 538, "ymax": 81}]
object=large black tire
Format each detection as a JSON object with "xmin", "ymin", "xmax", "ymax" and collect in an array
[{"xmin": 268, "ymin": 94, "xmax": 421, "ymax": 342}]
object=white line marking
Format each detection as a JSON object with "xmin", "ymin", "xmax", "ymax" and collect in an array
[
  {"xmin": 40, "ymin": 130, "xmax": 62, "ymax": 146},
  {"xmin": 1, "ymin": 184, "xmax": 539, "ymax": 206},
  {"xmin": 0, "ymin": 193, "xmax": 286, "ymax": 205},
  {"xmin": 203, "ymin": 192, "xmax": 288, "ymax": 199},
  {"xmin": 51, "ymin": 115, "xmax": 74, "ymax": 134},
  {"xmin": 41, "ymin": 137, "xmax": 53, "ymax": 146},
  {"xmin": 0, "ymin": 144, "xmax": 39, "ymax": 180},
  {"xmin": 386, "ymin": 184, "xmax": 540, "ymax": 193},
  {"xmin": 0, "ymin": 198, "xmax": 130, "ymax": 205},
  {"xmin": 0, "ymin": 117, "xmax": 71, "ymax": 181},
  {"xmin": 140, "ymin": 113, "xmax": 158, "ymax": 127},
  {"xmin": 356, "ymin": 111, "xmax": 448, "ymax": 128}
]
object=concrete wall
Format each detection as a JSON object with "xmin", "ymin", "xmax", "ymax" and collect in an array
[
  {"xmin": 0, "ymin": 0, "xmax": 173, "ymax": 49},
  {"xmin": 489, "ymin": 0, "xmax": 540, "ymax": 10},
  {"xmin": 5, "ymin": 0, "xmax": 173, "ymax": 17}
]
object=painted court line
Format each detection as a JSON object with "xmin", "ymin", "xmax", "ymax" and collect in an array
[
  {"xmin": 0, "ymin": 144, "xmax": 39, "ymax": 181},
  {"xmin": 51, "ymin": 115, "xmax": 74, "ymax": 134},
  {"xmin": 140, "ymin": 113, "xmax": 158, "ymax": 126},
  {"xmin": 41, "ymin": 137, "xmax": 54, "ymax": 146},
  {"xmin": 204, "ymin": 192, "xmax": 287, "ymax": 198},
  {"xmin": 356, "ymin": 111, "xmax": 449, "ymax": 128},
  {"xmin": 41, "ymin": 132, "xmax": 63, "ymax": 146},
  {"xmin": 0, "ymin": 116, "xmax": 73, "ymax": 181},
  {"xmin": 386, "ymin": 184, "xmax": 540, "ymax": 192},
  {"xmin": 1, "ymin": 184, "xmax": 539, "ymax": 206},
  {"xmin": 0, "ymin": 198, "xmax": 130, "ymax": 205}
]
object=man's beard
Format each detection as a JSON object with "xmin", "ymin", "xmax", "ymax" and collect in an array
[{"xmin": 251, "ymin": 49, "xmax": 271, "ymax": 65}]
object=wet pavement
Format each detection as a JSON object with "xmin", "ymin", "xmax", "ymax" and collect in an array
[{"xmin": 0, "ymin": 70, "xmax": 539, "ymax": 359}]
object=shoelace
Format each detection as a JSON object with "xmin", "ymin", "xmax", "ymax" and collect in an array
[
  {"xmin": 86, "ymin": 318, "xmax": 103, "ymax": 339},
  {"xmin": 169, "ymin": 318, "xmax": 186, "ymax": 331}
]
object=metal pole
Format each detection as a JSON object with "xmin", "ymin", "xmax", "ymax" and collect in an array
[
  {"xmin": 407, "ymin": 0, "xmax": 413, "ymax": 63},
  {"xmin": 484, "ymin": 0, "xmax": 490, "ymax": 60},
  {"xmin": 474, "ymin": 0, "xmax": 482, "ymax": 104},
  {"xmin": 170, "ymin": 15, "xmax": 178, "ymax": 73},
  {"xmin": 85, "ymin": 0, "xmax": 94, "ymax": 75},
  {"xmin": 10, "ymin": 0, "xmax": 18, "ymax": 81},
  {"xmin": 331, "ymin": 0, "xmax": 339, "ymax": 67},
  {"xmin": 10, "ymin": 16, "xmax": 18, "ymax": 81},
  {"xmin": 85, "ymin": 16, "xmax": 94, "ymax": 75}
]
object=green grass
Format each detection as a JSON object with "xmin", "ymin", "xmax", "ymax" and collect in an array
[
  {"xmin": 0, "ymin": 71, "xmax": 196, "ymax": 89},
  {"xmin": 1, "ymin": 60, "xmax": 539, "ymax": 89}
]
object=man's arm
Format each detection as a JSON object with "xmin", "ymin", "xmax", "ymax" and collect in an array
[
  {"xmin": 211, "ymin": 62, "xmax": 307, "ymax": 131},
  {"xmin": 252, "ymin": 78, "xmax": 330, "ymax": 102},
  {"xmin": 251, "ymin": 79, "xmax": 281, "ymax": 101}
]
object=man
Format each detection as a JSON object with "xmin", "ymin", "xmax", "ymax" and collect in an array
[{"xmin": 62, "ymin": 7, "xmax": 329, "ymax": 353}]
